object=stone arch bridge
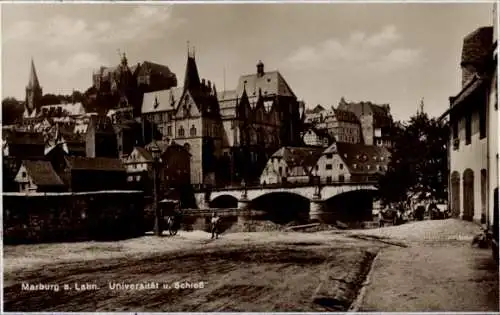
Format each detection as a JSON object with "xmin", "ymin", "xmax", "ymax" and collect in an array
[{"xmin": 194, "ymin": 182, "xmax": 378, "ymax": 221}]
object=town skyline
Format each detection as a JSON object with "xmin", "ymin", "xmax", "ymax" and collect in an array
[{"xmin": 2, "ymin": 3, "xmax": 494, "ymax": 121}]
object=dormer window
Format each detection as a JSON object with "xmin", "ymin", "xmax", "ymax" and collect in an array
[{"xmin": 353, "ymin": 164, "xmax": 357, "ymax": 169}]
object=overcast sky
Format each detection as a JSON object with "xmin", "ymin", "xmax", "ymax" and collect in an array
[{"xmin": 2, "ymin": 3, "xmax": 495, "ymax": 121}]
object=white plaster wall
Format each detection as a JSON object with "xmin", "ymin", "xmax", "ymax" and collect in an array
[
  {"xmin": 450, "ymin": 111, "xmax": 487, "ymax": 222},
  {"xmin": 488, "ymin": 69, "xmax": 499, "ymax": 227}
]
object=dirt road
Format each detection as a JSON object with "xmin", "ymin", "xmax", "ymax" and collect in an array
[
  {"xmin": 351, "ymin": 219, "xmax": 499, "ymax": 312},
  {"xmin": 3, "ymin": 232, "xmax": 379, "ymax": 312}
]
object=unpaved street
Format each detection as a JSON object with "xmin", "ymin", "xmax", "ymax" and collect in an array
[
  {"xmin": 351, "ymin": 219, "xmax": 499, "ymax": 312},
  {"xmin": 3, "ymin": 219, "xmax": 498, "ymax": 312},
  {"xmin": 3, "ymin": 232, "xmax": 379, "ymax": 312}
]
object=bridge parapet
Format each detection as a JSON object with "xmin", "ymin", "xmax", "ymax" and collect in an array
[{"xmin": 194, "ymin": 180, "xmax": 378, "ymax": 193}]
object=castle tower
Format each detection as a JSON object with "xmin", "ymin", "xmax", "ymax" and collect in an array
[{"xmin": 25, "ymin": 58, "xmax": 43, "ymax": 117}]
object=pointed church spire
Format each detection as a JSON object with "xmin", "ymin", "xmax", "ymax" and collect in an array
[
  {"xmin": 27, "ymin": 58, "xmax": 40, "ymax": 89},
  {"xmin": 183, "ymin": 44, "xmax": 201, "ymax": 91}
]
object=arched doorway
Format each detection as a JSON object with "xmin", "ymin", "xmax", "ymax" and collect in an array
[
  {"xmin": 451, "ymin": 171, "xmax": 461, "ymax": 218},
  {"xmin": 463, "ymin": 169, "xmax": 474, "ymax": 221},
  {"xmin": 481, "ymin": 169, "xmax": 487, "ymax": 223}
]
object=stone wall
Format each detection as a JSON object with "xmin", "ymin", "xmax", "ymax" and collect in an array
[{"xmin": 3, "ymin": 191, "xmax": 144, "ymax": 244}]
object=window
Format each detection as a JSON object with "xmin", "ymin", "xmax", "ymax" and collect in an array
[
  {"xmin": 127, "ymin": 176, "xmax": 133, "ymax": 182},
  {"xmin": 22, "ymin": 171, "xmax": 26, "ymax": 178},
  {"xmin": 167, "ymin": 126, "xmax": 172, "ymax": 136},
  {"xmin": 190, "ymin": 125, "xmax": 197, "ymax": 137},
  {"xmin": 465, "ymin": 113, "xmax": 472, "ymax": 145},
  {"xmin": 479, "ymin": 106, "xmax": 486, "ymax": 139},
  {"xmin": 353, "ymin": 164, "xmax": 357, "ymax": 169},
  {"xmin": 326, "ymin": 153, "xmax": 333, "ymax": 159},
  {"xmin": 339, "ymin": 175, "xmax": 345, "ymax": 182},
  {"xmin": 315, "ymin": 165, "xmax": 319, "ymax": 171},
  {"xmin": 339, "ymin": 164, "xmax": 344, "ymax": 170},
  {"xmin": 367, "ymin": 165, "xmax": 371, "ymax": 170},
  {"xmin": 326, "ymin": 164, "xmax": 333, "ymax": 170},
  {"xmin": 326, "ymin": 176, "xmax": 332, "ymax": 184},
  {"xmin": 178, "ymin": 126, "xmax": 185, "ymax": 137},
  {"xmin": 135, "ymin": 176, "xmax": 141, "ymax": 182},
  {"xmin": 279, "ymin": 167, "xmax": 283, "ymax": 176}
]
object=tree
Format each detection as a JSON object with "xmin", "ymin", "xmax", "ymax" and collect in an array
[
  {"xmin": 377, "ymin": 111, "xmax": 448, "ymax": 206},
  {"xmin": 2, "ymin": 97, "xmax": 24, "ymax": 125}
]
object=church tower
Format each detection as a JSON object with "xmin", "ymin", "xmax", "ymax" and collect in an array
[{"xmin": 25, "ymin": 58, "xmax": 43, "ymax": 117}]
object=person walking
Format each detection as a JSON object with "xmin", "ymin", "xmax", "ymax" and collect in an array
[{"xmin": 210, "ymin": 212, "xmax": 220, "ymax": 239}]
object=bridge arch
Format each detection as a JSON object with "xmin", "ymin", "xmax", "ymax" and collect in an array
[
  {"xmin": 251, "ymin": 192, "xmax": 310, "ymax": 224},
  {"xmin": 209, "ymin": 194, "xmax": 238, "ymax": 209},
  {"xmin": 323, "ymin": 189, "xmax": 378, "ymax": 223}
]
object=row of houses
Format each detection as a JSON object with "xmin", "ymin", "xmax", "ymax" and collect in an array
[
  {"xmin": 260, "ymin": 142, "xmax": 390, "ymax": 185},
  {"xmin": 301, "ymin": 98, "xmax": 395, "ymax": 149}
]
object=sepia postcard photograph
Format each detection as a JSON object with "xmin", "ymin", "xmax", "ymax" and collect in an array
[{"xmin": 1, "ymin": 1, "xmax": 499, "ymax": 313}]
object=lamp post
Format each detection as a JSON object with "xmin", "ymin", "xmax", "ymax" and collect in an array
[{"xmin": 151, "ymin": 144, "xmax": 163, "ymax": 236}]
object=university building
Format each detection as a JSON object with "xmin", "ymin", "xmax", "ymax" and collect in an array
[{"xmin": 141, "ymin": 54, "xmax": 303, "ymax": 187}]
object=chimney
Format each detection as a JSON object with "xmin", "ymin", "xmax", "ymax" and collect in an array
[
  {"xmin": 460, "ymin": 27, "xmax": 494, "ymax": 86},
  {"xmin": 207, "ymin": 80, "xmax": 211, "ymax": 91},
  {"xmin": 257, "ymin": 60, "xmax": 264, "ymax": 77},
  {"xmin": 201, "ymin": 78, "xmax": 206, "ymax": 88}
]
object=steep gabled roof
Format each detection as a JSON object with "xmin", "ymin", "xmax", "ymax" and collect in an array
[
  {"xmin": 22, "ymin": 160, "xmax": 65, "ymax": 186},
  {"xmin": 335, "ymin": 143, "xmax": 390, "ymax": 175},
  {"xmin": 271, "ymin": 146, "xmax": 324, "ymax": 168},
  {"xmin": 311, "ymin": 105, "xmax": 326, "ymax": 114},
  {"xmin": 134, "ymin": 146, "xmax": 154, "ymax": 162},
  {"xmin": 141, "ymin": 87, "xmax": 183, "ymax": 114},
  {"xmin": 236, "ymin": 70, "xmax": 296, "ymax": 99}
]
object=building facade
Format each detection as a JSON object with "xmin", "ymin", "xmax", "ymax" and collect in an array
[
  {"xmin": 441, "ymin": 26, "xmax": 494, "ymax": 223},
  {"xmin": 142, "ymin": 57, "xmax": 303, "ymax": 187},
  {"xmin": 259, "ymin": 147, "xmax": 324, "ymax": 185},
  {"xmin": 301, "ymin": 127, "xmax": 332, "ymax": 147},
  {"xmin": 142, "ymin": 50, "xmax": 223, "ymax": 187},
  {"xmin": 487, "ymin": 7, "xmax": 498, "ymax": 230},
  {"xmin": 337, "ymin": 97, "xmax": 394, "ymax": 148},
  {"xmin": 303, "ymin": 104, "xmax": 363, "ymax": 144}
]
